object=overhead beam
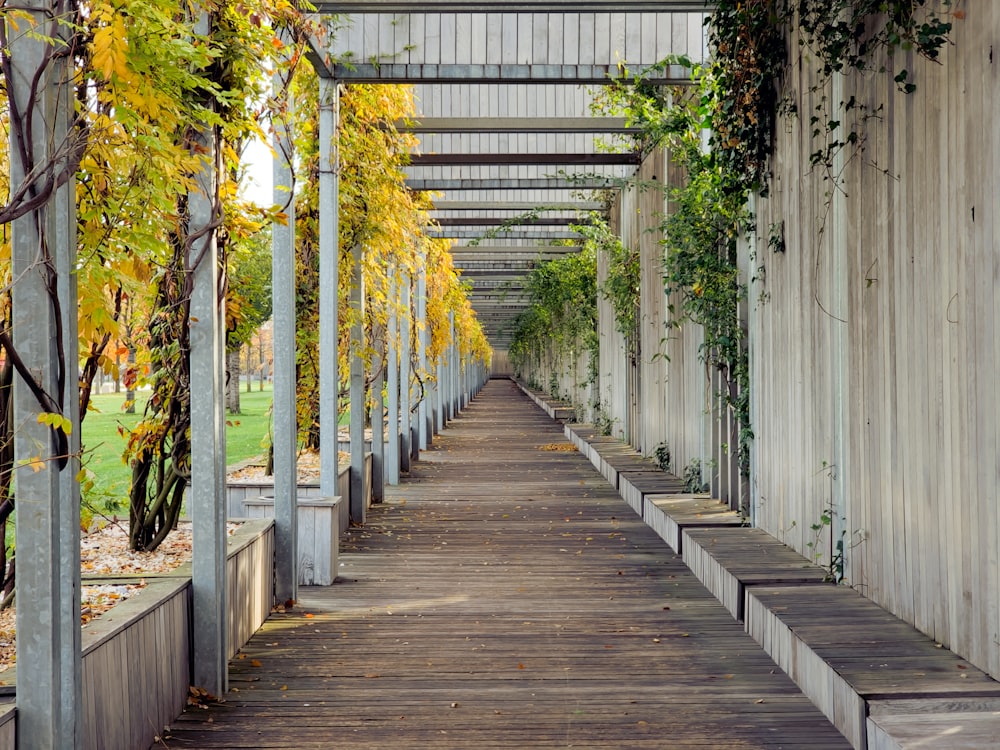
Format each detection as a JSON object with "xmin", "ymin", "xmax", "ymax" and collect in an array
[
  {"xmin": 330, "ymin": 63, "xmax": 691, "ymax": 85},
  {"xmin": 313, "ymin": 1, "xmax": 711, "ymax": 11},
  {"xmin": 433, "ymin": 200, "xmax": 603, "ymax": 211},
  {"xmin": 411, "ymin": 152, "xmax": 639, "ymax": 166},
  {"xmin": 450, "ymin": 245, "xmax": 581, "ymax": 253},
  {"xmin": 430, "ymin": 229, "xmax": 582, "ymax": 240},
  {"xmin": 407, "ymin": 177, "xmax": 621, "ymax": 191},
  {"xmin": 398, "ymin": 117, "xmax": 639, "ymax": 134},
  {"xmin": 435, "ymin": 216, "xmax": 588, "ymax": 227}
]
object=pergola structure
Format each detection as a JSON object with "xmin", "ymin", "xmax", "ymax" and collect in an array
[
  {"xmin": 12, "ymin": 3, "xmax": 708, "ymax": 747},
  {"xmin": 311, "ymin": 6, "xmax": 706, "ymax": 352}
]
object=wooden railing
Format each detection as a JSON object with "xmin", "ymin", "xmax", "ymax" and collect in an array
[{"xmin": 0, "ymin": 518, "xmax": 275, "ymax": 750}]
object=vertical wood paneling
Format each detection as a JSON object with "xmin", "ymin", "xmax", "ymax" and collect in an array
[
  {"xmin": 608, "ymin": 13, "xmax": 626, "ymax": 63},
  {"xmin": 0, "ymin": 706, "xmax": 14, "ymax": 750},
  {"xmin": 439, "ymin": 12, "xmax": 456, "ymax": 64},
  {"xmin": 564, "ymin": 13, "xmax": 580, "ymax": 66},
  {"xmin": 470, "ymin": 14, "xmax": 486, "ymax": 66},
  {"xmin": 593, "ymin": 12, "xmax": 610, "ymax": 63},
  {"xmin": 501, "ymin": 14, "xmax": 517, "ymax": 64},
  {"xmin": 425, "ymin": 13, "xmax": 441, "ymax": 64},
  {"xmin": 330, "ymin": 13, "xmax": 708, "ymax": 70},
  {"xmin": 748, "ymin": 9, "xmax": 1000, "ymax": 680}
]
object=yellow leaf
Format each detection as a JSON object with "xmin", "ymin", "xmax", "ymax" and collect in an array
[{"xmin": 38, "ymin": 411, "xmax": 72, "ymax": 435}]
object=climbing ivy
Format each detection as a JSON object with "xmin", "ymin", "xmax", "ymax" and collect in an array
[
  {"xmin": 577, "ymin": 215, "xmax": 641, "ymax": 350},
  {"xmin": 508, "ymin": 246, "xmax": 598, "ymax": 379},
  {"xmin": 708, "ymin": 0, "xmax": 956, "ymax": 190},
  {"xmin": 591, "ymin": 1, "xmax": 956, "ymax": 476}
]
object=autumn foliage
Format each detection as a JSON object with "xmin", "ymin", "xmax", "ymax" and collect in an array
[{"xmin": 0, "ymin": 0, "xmax": 488, "ymax": 561}]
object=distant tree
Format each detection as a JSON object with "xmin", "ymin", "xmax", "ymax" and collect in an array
[{"xmin": 225, "ymin": 225, "xmax": 272, "ymax": 413}]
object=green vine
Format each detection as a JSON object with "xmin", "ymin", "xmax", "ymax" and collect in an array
[
  {"xmin": 508, "ymin": 246, "xmax": 599, "ymax": 382},
  {"xmin": 575, "ymin": 214, "xmax": 641, "ymax": 354},
  {"xmin": 589, "ymin": 1, "xmax": 955, "ymax": 478},
  {"xmin": 708, "ymin": 0, "xmax": 955, "ymax": 189}
]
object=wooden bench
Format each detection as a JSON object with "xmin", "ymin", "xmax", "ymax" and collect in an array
[
  {"xmin": 866, "ymin": 697, "xmax": 1000, "ymax": 749},
  {"xmin": 617, "ymin": 469, "xmax": 687, "ymax": 515},
  {"xmin": 682, "ymin": 526, "xmax": 828, "ymax": 619},
  {"xmin": 746, "ymin": 585, "xmax": 1000, "ymax": 749},
  {"xmin": 642, "ymin": 494, "xmax": 743, "ymax": 554}
]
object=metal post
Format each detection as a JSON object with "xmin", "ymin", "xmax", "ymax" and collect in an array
[
  {"xmin": 399, "ymin": 273, "xmax": 412, "ymax": 471},
  {"xmin": 416, "ymin": 265, "xmax": 429, "ymax": 450},
  {"xmin": 448, "ymin": 313, "xmax": 459, "ymax": 418},
  {"xmin": 830, "ymin": 71, "xmax": 850, "ymax": 576},
  {"xmin": 272, "ymin": 71, "xmax": 298, "ymax": 603},
  {"xmin": 10, "ymin": 3, "xmax": 81, "ymax": 739},
  {"xmin": 370, "ymin": 360, "xmax": 385, "ymax": 503},
  {"xmin": 349, "ymin": 243, "xmax": 367, "ymax": 523},
  {"xmin": 386, "ymin": 273, "xmax": 400, "ymax": 484},
  {"xmin": 319, "ymin": 79, "xmax": 340, "ymax": 501},
  {"xmin": 189, "ymin": 29, "xmax": 227, "ymax": 692},
  {"xmin": 436, "ymin": 357, "xmax": 446, "ymax": 430},
  {"xmin": 428, "ymin": 351, "xmax": 439, "ymax": 436}
]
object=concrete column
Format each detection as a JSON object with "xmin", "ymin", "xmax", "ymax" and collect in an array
[
  {"xmin": 448, "ymin": 313, "xmax": 459, "ymax": 418},
  {"xmin": 416, "ymin": 265, "xmax": 429, "ymax": 450},
  {"xmin": 830, "ymin": 71, "xmax": 850, "ymax": 577},
  {"xmin": 189, "ymin": 60, "xmax": 227, "ymax": 694},
  {"xmin": 399, "ymin": 273, "xmax": 412, "ymax": 472},
  {"xmin": 319, "ymin": 79, "xmax": 340, "ymax": 501},
  {"xmin": 386, "ymin": 273, "xmax": 400, "ymax": 485},
  {"xmin": 428, "ymin": 349, "xmax": 439, "ymax": 436},
  {"xmin": 272, "ymin": 72, "xmax": 298, "ymax": 603},
  {"xmin": 371, "ymin": 360, "xmax": 384, "ymax": 503},
  {"xmin": 349, "ymin": 243, "xmax": 366, "ymax": 523},
  {"xmin": 436, "ymin": 357, "xmax": 446, "ymax": 430},
  {"xmin": 10, "ymin": 4, "xmax": 81, "ymax": 740}
]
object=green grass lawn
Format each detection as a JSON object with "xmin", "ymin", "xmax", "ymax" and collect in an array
[{"xmin": 81, "ymin": 384, "xmax": 274, "ymax": 515}]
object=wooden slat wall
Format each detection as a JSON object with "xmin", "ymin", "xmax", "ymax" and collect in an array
[
  {"xmin": 515, "ymin": 338, "xmax": 592, "ymax": 421},
  {"xmin": 601, "ymin": 197, "xmax": 633, "ymax": 441},
  {"xmin": 0, "ymin": 705, "xmax": 13, "ymax": 750},
  {"xmin": 747, "ymin": 10, "xmax": 1000, "ymax": 678},
  {"xmin": 491, "ymin": 349, "xmax": 513, "ymax": 376},
  {"xmin": 636, "ymin": 148, "xmax": 709, "ymax": 480},
  {"xmin": 331, "ymin": 12, "xmax": 707, "ymax": 68},
  {"xmin": 637, "ymin": 150, "xmax": 669, "ymax": 456},
  {"xmin": 80, "ymin": 580, "xmax": 191, "ymax": 750},
  {"xmin": 414, "ymin": 83, "xmax": 594, "ymax": 120},
  {"xmin": 227, "ymin": 520, "xmax": 276, "ymax": 658}
]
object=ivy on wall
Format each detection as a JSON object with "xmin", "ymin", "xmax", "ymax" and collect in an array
[
  {"xmin": 508, "ymin": 245, "xmax": 598, "ymax": 381},
  {"xmin": 592, "ymin": 1, "xmax": 956, "ymax": 476},
  {"xmin": 577, "ymin": 215, "xmax": 640, "ymax": 354}
]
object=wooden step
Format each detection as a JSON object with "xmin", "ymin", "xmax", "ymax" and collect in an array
[{"xmin": 746, "ymin": 585, "xmax": 1000, "ymax": 749}]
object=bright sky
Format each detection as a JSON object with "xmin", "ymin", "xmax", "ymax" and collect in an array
[{"xmin": 240, "ymin": 134, "xmax": 274, "ymax": 208}]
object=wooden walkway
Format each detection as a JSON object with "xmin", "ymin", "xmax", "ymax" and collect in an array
[{"xmin": 163, "ymin": 380, "xmax": 849, "ymax": 749}]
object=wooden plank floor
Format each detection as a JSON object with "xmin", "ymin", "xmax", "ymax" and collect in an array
[{"xmin": 163, "ymin": 380, "xmax": 849, "ymax": 749}]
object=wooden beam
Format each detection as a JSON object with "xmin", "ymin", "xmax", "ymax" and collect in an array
[
  {"xmin": 450, "ymin": 245, "xmax": 581, "ymax": 253},
  {"xmin": 430, "ymin": 229, "xmax": 582, "ymax": 240},
  {"xmin": 330, "ymin": 63, "xmax": 692, "ymax": 85},
  {"xmin": 407, "ymin": 177, "xmax": 620, "ymax": 190},
  {"xmin": 312, "ymin": 1, "xmax": 711, "ymax": 11},
  {"xmin": 398, "ymin": 117, "xmax": 639, "ymax": 134},
  {"xmin": 411, "ymin": 152, "xmax": 639, "ymax": 166},
  {"xmin": 435, "ymin": 216, "xmax": 587, "ymax": 226},
  {"xmin": 432, "ymin": 200, "xmax": 603, "ymax": 211}
]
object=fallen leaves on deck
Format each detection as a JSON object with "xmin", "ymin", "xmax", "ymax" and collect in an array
[{"xmin": 537, "ymin": 443, "xmax": 577, "ymax": 452}]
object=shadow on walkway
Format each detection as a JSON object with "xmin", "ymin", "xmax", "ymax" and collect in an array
[{"xmin": 163, "ymin": 379, "xmax": 849, "ymax": 749}]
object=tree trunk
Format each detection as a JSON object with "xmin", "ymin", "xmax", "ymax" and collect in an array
[
  {"xmin": 226, "ymin": 348, "xmax": 241, "ymax": 413},
  {"xmin": 125, "ymin": 345, "xmax": 136, "ymax": 413},
  {"xmin": 244, "ymin": 341, "xmax": 252, "ymax": 392},
  {"xmin": 258, "ymin": 333, "xmax": 265, "ymax": 391}
]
